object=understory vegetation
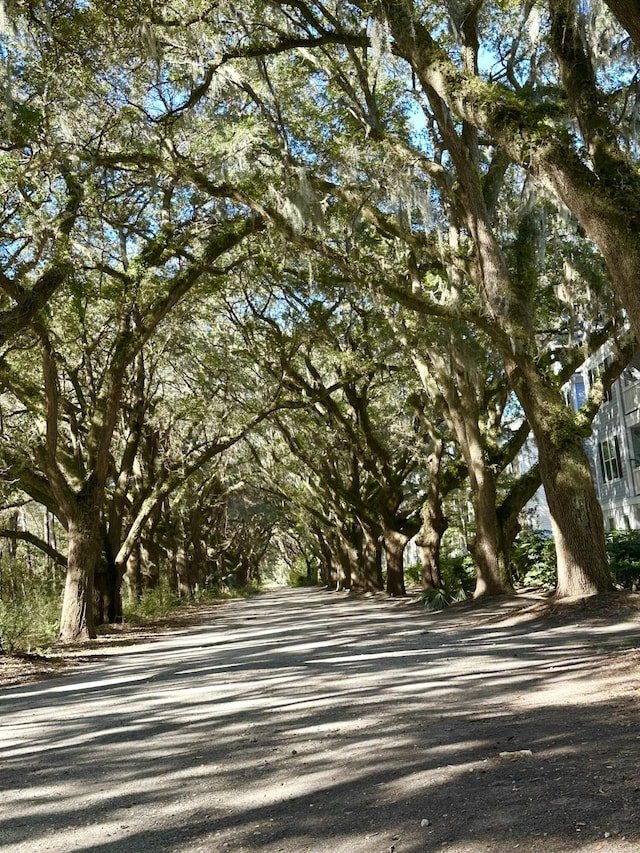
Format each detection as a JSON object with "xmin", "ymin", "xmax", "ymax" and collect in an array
[
  {"xmin": 0, "ymin": 549, "xmax": 263, "ymax": 653},
  {"xmin": 510, "ymin": 529, "xmax": 640, "ymax": 593}
]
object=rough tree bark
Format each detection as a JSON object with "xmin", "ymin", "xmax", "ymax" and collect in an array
[
  {"xmin": 384, "ymin": 526, "xmax": 408, "ymax": 596},
  {"xmin": 416, "ymin": 435, "xmax": 448, "ymax": 589},
  {"xmin": 350, "ymin": 520, "xmax": 384, "ymax": 592},
  {"xmin": 413, "ymin": 352, "xmax": 513, "ymax": 597},
  {"xmin": 374, "ymin": 1, "xmax": 615, "ymax": 598},
  {"xmin": 417, "ymin": 504, "xmax": 446, "ymax": 590},
  {"xmin": 510, "ymin": 362, "xmax": 613, "ymax": 596},
  {"xmin": 58, "ymin": 511, "xmax": 101, "ymax": 641}
]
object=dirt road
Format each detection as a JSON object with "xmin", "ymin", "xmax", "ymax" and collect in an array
[{"xmin": 1, "ymin": 588, "xmax": 639, "ymax": 852}]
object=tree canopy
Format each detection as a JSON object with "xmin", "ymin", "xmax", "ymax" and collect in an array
[{"xmin": 1, "ymin": 0, "xmax": 639, "ymax": 641}]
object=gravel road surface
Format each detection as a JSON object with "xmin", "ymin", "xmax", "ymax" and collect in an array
[{"xmin": 1, "ymin": 588, "xmax": 639, "ymax": 852}]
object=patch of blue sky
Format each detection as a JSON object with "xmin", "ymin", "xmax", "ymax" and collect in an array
[{"xmin": 0, "ymin": 237, "xmax": 32, "ymax": 274}]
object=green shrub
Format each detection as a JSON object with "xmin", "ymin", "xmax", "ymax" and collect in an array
[
  {"xmin": 403, "ymin": 562, "xmax": 422, "ymax": 585},
  {"xmin": 193, "ymin": 579, "xmax": 262, "ymax": 600},
  {"xmin": 288, "ymin": 568, "xmax": 318, "ymax": 587},
  {"xmin": 286, "ymin": 555, "xmax": 319, "ymax": 587},
  {"xmin": 420, "ymin": 553, "xmax": 475, "ymax": 610},
  {"xmin": 508, "ymin": 528, "xmax": 640, "ymax": 591},
  {"xmin": 440, "ymin": 553, "xmax": 476, "ymax": 591},
  {"xmin": 0, "ymin": 589, "xmax": 61, "ymax": 653},
  {"xmin": 605, "ymin": 530, "xmax": 640, "ymax": 589},
  {"xmin": 511, "ymin": 529, "xmax": 557, "ymax": 589},
  {"xmin": 122, "ymin": 582, "xmax": 181, "ymax": 620},
  {"xmin": 420, "ymin": 582, "xmax": 469, "ymax": 611}
]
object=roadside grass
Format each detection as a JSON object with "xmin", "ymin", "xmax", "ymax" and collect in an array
[
  {"xmin": 0, "ymin": 590, "xmax": 61, "ymax": 654},
  {"xmin": 1, "ymin": 582, "xmax": 262, "ymax": 657},
  {"xmin": 122, "ymin": 580, "xmax": 262, "ymax": 623}
]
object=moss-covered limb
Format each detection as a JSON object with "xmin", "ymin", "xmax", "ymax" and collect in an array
[
  {"xmin": 379, "ymin": 0, "xmax": 567, "ymax": 155},
  {"xmin": 573, "ymin": 330, "xmax": 636, "ymax": 431},
  {"xmin": 379, "ymin": 0, "xmax": 640, "ymax": 288},
  {"xmin": 543, "ymin": 146, "xmax": 640, "ymax": 342},
  {"xmin": 310, "ymin": 175, "xmax": 449, "ymax": 270},
  {"xmin": 0, "ymin": 528, "xmax": 67, "ymax": 567},
  {"xmin": 550, "ymin": 320, "xmax": 627, "ymax": 385},
  {"xmin": 548, "ymin": 0, "xmax": 640, "ymax": 217},
  {"xmin": 377, "ymin": 9, "xmax": 523, "ymax": 338},
  {"xmin": 482, "ymin": 148, "xmax": 511, "ymax": 221},
  {"xmin": 548, "ymin": 0, "xmax": 609, "ymax": 145},
  {"xmin": 0, "ymin": 163, "xmax": 82, "ymax": 326},
  {"xmin": 487, "ymin": 418, "xmax": 531, "ymax": 476},
  {"xmin": 496, "ymin": 462, "xmax": 541, "ymax": 546},
  {"xmin": 0, "ymin": 457, "xmax": 60, "ymax": 521},
  {"xmin": 504, "ymin": 208, "xmax": 541, "ymax": 336},
  {"xmin": 503, "ymin": 353, "xmax": 612, "ymax": 593}
]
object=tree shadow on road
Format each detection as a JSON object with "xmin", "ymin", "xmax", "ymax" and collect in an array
[{"xmin": 1, "ymin": 587, "xmax": 638, "ymax": 852}]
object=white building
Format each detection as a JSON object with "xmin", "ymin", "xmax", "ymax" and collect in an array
[
  {"xmin": 517, "ymin": 348, "xmax": 640, "ymax": 533},
  {"xmin": 579, "ymin": 350, "xmax": 640, "ymax": 530}
]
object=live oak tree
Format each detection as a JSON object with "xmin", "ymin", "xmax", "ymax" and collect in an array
[
  {"xmin": 226, "ymin": 269, "xmax": 429, "ymax": 594},
  {"xmin": 410, "ymin": 323, "xmax": 517, "ymax": 596},
  {"xmin": 234, "ymin": 0, "xmax": 635, "ymax": 597},
  {"xmin": 2, "ymin": 0, "xmax": 639, "ymax": 643},
  {"xmin": 0, "ymin": 3, "xmax": 275, "ymax": 638},
  {"xmin": 353, "ymin": 0, "xmax": 640, "ymax": 345},
  {"xmin": 212, "ymin": 22, "xmax": 622, "ymax": 598},
  {"xmin": 100, "ymin": 294, "xmax": 290, "ymax": 616}
]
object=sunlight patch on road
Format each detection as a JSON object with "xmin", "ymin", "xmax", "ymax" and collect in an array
[
  {"xmin": 309, "ymin": 647, "xmax": 440, "ymax": 664},
  {"xmin": 217, "ymin": 766, "xmax": 374, "ymax": 810},
  {"xmin": 378, "ymin": 759, "xmax": 487, "ymax": 798},
  {"xmin": 175, "ymin": 662, "xmax": 243, "ymax": 675},
  {"xmin": 3, "ymin": 671, "xmax": 156, "ymax": 700},
  {"xmin": 286, "ymin": 718, "xmax": 374, "ymax": 737}
]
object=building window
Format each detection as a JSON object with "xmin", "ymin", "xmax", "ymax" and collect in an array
[
  {"xmin": 631, "ymin": 425, "xmax": 640, "ymax": 464},
  {"xmin": 599, "ymin": 436, "xmax": 622, "ymax": 482}
]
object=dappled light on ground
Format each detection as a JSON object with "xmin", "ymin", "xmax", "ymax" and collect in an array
[{"xmin": 1, "ymin": 588, "xmax": 639, "ymax": 852}]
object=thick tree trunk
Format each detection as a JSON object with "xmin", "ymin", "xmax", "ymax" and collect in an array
[
  {"xmin": 471, "ymin": 468, "xmax": 514, "ymax": 597},
  {"xmin": 106, "ymin": 563, "xmax": 124, "ymax": 623},
  {"xmin": 59, "ymin": 516, "xmax": 100, "ymax": 641},
  {"xmin": 93, "ymin": 562, "xmax": 107, "ymax": 626},
  {"xmin": 176, "ymin": 546, "xmax": 192, "ymax": 598},
  {"xmin": 417, "ymin": 498, "xmax": 447, "ymax": 589},
  {"xmin": 364, "ymin": 523, "xmax": 384, "ymax": 591},
  {"xmin": 496, "ymin": 515, "xmax": 520, "ymax": 591},
  {"xmin": 602, "ymin": 0, "xmax": 640, "ymax": 51},
  {"xmin": 344, "ymin": 536, "xmax": 363, "ymax": 590},
  {"xmin": 166, "ymin": 547, "xmax": 178, "ymax": 595},
  {"xmin": 539, "ymin": 437, "xmax": 612, "ymax": 597},
  {"xmin": 141, "ymin": 504, "xmax": 164, "ymax": 591},
  {"xmin": 414, "ymin": 353, "xmax": 513, "ymax": 597},
  {"xmin": 315, "ymin": 528, "xmax": 335, "ymax": 587},
  {"xmin": 99, "ymin": 536, "xmax": 125, "ymax": 624},
  {"xmin": 189, "ymin": 511, "xmax": 207, "ymax": 589},
  {"xmin": 335, "ymin": 524, "xmax": 356, "ymax": 590},
  {"xmin": 512, "ymin": 364, "xmax": 613, "ymax": 597},
  {"xmin": 416, "ymin": 430, "xmax": 448, "ymax": 589},
  {"xmin": 328, "ymin": 552, "xmax": 345, "ymax": 589},
  {"xmin": 350, "ymin": 522, "xmax": 383, "ymax": 592},
  {"xmin": 125, "ymin": 542, "xmax": 142, "ymax": 601},
  {"xmin": 235, "ymin": 555, "xmax": 250, "ymax": 587},
  {"xmin": 384, "ymin": 527, "xmax": 408, "ymax": 596}
]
